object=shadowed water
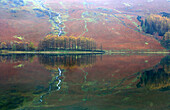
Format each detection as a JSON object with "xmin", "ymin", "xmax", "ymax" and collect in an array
[{"xmin": 0, "ymin": 54, "xmax": 169, "ymax": 110}]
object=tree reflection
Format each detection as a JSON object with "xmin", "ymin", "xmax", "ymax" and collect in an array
[
  {"xmin": 0, "ymin": 54, "xmax": 35, "ymax": 63},
  {"xmin": 38, "ymin": 54, "xmax": 97, "ymax": 69},
  {"xmin": 137, "ymin": 56, "xmax": 170, "ymax": 90}
]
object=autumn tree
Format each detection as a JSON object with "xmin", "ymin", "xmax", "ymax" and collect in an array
[{"xmin": 1, "ymin": 42, "xmax": 7, "ymax": 49}]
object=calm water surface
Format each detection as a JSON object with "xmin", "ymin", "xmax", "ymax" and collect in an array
[{"xmin": 0, "ymin": 54, "xmax": 169, "ymax": 110}]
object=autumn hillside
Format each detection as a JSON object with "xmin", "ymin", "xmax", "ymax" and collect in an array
[{"xmin": 0, "ymin": 0, "xmax": 169, "ymax": 50}]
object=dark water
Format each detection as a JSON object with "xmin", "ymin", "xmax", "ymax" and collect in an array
[{"xmin": 0, "ymin": 54, "xmax": 169, "ymax": 110}]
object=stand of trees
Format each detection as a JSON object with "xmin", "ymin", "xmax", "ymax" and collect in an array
[
  {"xmin": 0, "ymin": 41, "xmax": 35, "ymax": 51},
  {"xmin": 38, "ymin": 35, "xmax": 97, "ymax": 51},
  {"xmin": 139, "ymin": 14, "xmax": 169, "ymax": 49},
  {"xmin": 141, "ymin": 14, "xmax": 169, "ymax": 36}
]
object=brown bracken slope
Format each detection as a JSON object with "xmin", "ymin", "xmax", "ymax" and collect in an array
[{"xmin": 0, "ymin": 0, "xmax": 169, "ymax": 50}]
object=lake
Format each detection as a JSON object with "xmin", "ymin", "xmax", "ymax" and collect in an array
[{"xmin": 0, "ymin": 54, "xmax": 169, "ymax": 110}]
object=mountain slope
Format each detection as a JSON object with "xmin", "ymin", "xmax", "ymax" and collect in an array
[{"xmin": 0, "ymin": 0, "xmax": 169, "ymax": 50}]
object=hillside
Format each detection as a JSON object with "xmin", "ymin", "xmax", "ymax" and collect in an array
[{"xmin": 0, "ymin": 0, "xmax": 169, "ymax": 50}]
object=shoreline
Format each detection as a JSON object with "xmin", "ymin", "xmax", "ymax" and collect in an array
[
  {"xmin": 0, "ymin": 50, "xmax": 169, "ymax": 55},
  {"xmin": 106, "ymin": 51, "xmax": 169, "ymax": 54},
  {"xmin": 0, "ymin": 50, "xmax": 105, "ymax": 55}
]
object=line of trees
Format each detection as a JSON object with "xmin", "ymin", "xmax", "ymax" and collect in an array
[
  {"xmin": 0, "ymin": 41, "xmax": 35, "ymax": 51},
  {"xmin": 0, "ymin": 35, "xmax": 102, "ymax": 51},
  {"xmin": 38, "ymin": 35, "xmax": 98, "ymax": 51}
]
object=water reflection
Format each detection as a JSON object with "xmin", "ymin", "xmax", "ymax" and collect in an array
[
  {"xmin": 0, "ymin": 54, "xmax": 97, "ymax": 68},
  {"xmin": 38, "ymin": 54, "xmax": 97, "ymax": 69},
  {"xmin": 137, "ymin": 56, "xmax": 170, "ymax": 90},
  {"xmin": 0, "ymin": 54, "xmax": 169, "ymax": 110},
  {"xmin": 0, "ymin": 54, "xmax": 35, "ymax": 63},
  {"xmin": 39, "ymin": 68, "xmax": 63, "ymax": 103},
  {"xmin": 0, "ymin": 54, "xmax": 99, "ymax": 109}
]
